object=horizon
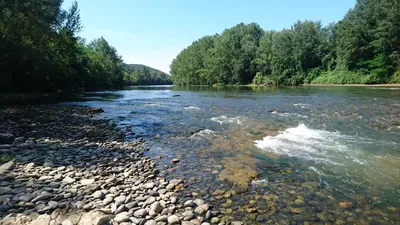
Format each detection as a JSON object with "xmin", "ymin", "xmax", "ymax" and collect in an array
[{"xmin": 62, "ymin": 0, "xmax": 356, "ymax": 74}]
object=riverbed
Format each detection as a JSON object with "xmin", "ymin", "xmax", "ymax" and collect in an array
[{"xmin": 75, "ymin": 85, "xmax": 400, "ymax": 224}]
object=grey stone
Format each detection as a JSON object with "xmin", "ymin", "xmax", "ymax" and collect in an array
[
  {"xmin": 155, "ymin": 215, "xmax": 168, "ymax": 222},
  {"xmin": 150, "ymin": 202, "xmax": 163, "ymax": 213},
  {"xmin": 167, "ymin": 215, "xmax": 180, "ymax": 225},
  {"xmin": 92, "ymin": 190, "xmax": 105, "ymax": 199},
  {"xmin": 166, "ymin": 184, "xmax": 175, "ymax": 190},
  {"xmin": 102, "ymin": 197, "xmax": 113, "ymax": 205},
  {"xmin": 114, "ymin": 212, "xmax": 130, "ymax": 223},
  {"xmin": 114, "ymin": 195, "xmax": 126, "ymax": 208},
  {"xmin": 62, "ymin": 176, "xmax": 76, "ymax": 184},
  {"xmin": 133, "ymin": 209, "xmax": 147, "ymax": 218},
  {"xmin": 0, "ymin": 187, "xmax": 12, "ymax": 195},
  {"xmin": 0, "ymin": 160, "xmax": 15, "ymax": 173},
  {"xmin": 144, "ymin": 220, "xmax": 157, "ymax": 225},
  {"xmin": 31, "ymin": 192, "xmax": 52, "ymax": 203},
  {"xmin": 194, "ymin": 204, "xmax": 209, "ymax": 215},
  {"xmin": 125, "ymin": 201, "xmax": 138, "ymax": 209},
  {"xmin": 80, "ymin": 179, "xmax": 95, "ymax": 185},
  {"xmin": 193, "ymin": 199, "xmax": 205, "ymax": 206}
]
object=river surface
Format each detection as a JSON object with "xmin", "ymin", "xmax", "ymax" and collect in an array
[{"xmin": 73, "ymin": 85, "xmax": 400, "ymax": 224}]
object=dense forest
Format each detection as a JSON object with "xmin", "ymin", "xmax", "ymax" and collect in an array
[
  {"xmin": 0, "ymin": 1, "xmax": 170, "ymax": 93},
  {"xmin": 124, "ymin": 64, "xmax": 172, "ymax": 85},
  {"xmin": 170, "ymin": 0, "xmax": 400, "ymax": 85}
]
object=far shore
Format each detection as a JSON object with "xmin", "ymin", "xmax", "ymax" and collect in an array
[{"xmin": 302, "ymin": 83, "xmax": 400, "ymax": 87}]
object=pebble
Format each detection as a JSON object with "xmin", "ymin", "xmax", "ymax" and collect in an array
[
  {"xmin": 0, "ymin": 106, "xmax": 235, "ymax": 225},
  {"xmin": 168, "ymin": 215, "xmax": 180, "ymax": 225}
]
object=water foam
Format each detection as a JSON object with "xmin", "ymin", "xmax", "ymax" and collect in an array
[
  {"xmin": 293, "ymin": 103, "xmax": 310, "ymax": 109},
  {"xmin": 191, "ymin": 129, "xmax": 216, "ymax": 138},
  {"xmin": 271, "ymin": 111, "xmax": 308, "ymax": 118},
  {"xmin": 210, "ymin": 116, "xmax": 244, "ymax": 125},
  {"xmin": 184, "ymin": 106, "xmax": 200, "ymax": 110},
  {"xmin": 254, "ymin": 124, "xmax": 363, "ymax": 166}
]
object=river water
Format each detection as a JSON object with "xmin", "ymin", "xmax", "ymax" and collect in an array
[{"xmin": 75, "ymin": 85, "xmax": 400, "ymax": 224}]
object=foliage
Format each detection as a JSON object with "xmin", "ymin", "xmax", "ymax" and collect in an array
[
  {"xmin": 252, "ymin": 72, "xmax": 264, "ymax": 85},
  {"xmin": 124, "ymin": 64, "xmax": 172, "ymax": 85},
  {"xmin": 171, "ymin": 0, "xmax": 400, "ymax": 85},
  {"xmin": 0, "ymin": 1, "xmax": 153, "ymax": 93}
]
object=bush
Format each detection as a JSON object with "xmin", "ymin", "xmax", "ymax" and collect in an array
[
  {"xmin": 252, "ymin": 72, "xmax": 264, "ymax": 85},
  {"xmin": 389, "ymin": 70, "xmax": 400, "ymax": 83}
]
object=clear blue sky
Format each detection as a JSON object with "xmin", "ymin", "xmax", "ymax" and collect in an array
[{"xmin": 62, "ymin": 0, "xmax": 356, "ymax": 74}]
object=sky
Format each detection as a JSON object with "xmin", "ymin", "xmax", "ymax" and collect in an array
[{"xmin": 62, "ymin": 0, "xmax": 356, "ymax": 74}]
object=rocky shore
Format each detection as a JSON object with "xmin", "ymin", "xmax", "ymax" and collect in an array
[{"xmin": 0, "ymin": 105, "xmax": 240, "ymax": 225}]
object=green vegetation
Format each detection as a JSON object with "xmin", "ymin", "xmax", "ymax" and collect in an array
[
  {"xmin": 0, "ymin": 1, "xmax": 169, "ymax": 93},
  {"xmin": 171, "ymin": 0, "xmax": 400, "ymax": 85},
  {"xmin": 124, "ymin": 64, "xmax": 172, "ymax": 85}
]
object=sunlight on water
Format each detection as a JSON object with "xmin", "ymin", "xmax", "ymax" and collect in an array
[{"xmin": 254, "ymin": 124, "xmax": 400, "ymax": 199}]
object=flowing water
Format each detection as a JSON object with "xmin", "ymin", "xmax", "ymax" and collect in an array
[{"xmin": 74, "ymin": 85, "xmax": 400, "ymax": 224}]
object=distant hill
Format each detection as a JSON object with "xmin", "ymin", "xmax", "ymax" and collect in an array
[{"xmin": 123, "ymin": 64, "xmax": 172, "ymax": 85}]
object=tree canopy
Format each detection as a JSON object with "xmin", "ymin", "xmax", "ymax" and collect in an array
[
  {"xmin": 171, "ymin": 0, "xmax": 400, "ymax": 85},
  {"xmin": 0, "ymin": 0, "xmax": 169, "ymax": 93}
]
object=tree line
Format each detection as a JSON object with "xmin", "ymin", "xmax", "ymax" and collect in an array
[
  {"xmin": 124, "ymin": 64, "xmax": 172, "ymax": 85},
  {"xmin": 170, "ymin": 0, "xmax": 400, "ymax": 85},
  {"xmin": 0, "ymin": 1, "xmax": 170, "ymax": 93}
]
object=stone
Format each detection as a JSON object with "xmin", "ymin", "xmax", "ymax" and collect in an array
[
  {"xmin": 133, "ymin": 209, "xmax": 147, "ymax": 218},
  {"xmin": 194, "ymin": 204, "xmax": 209, "ymax": 215},
  {"xmin": 183, "ymin": 222, "xmax": 196, "ymax": 225},
  {"xmin": 48, "ymin": 201, "xmax": 59, "ymax": 209},
  {"xmin": 125, "ymin": 201, "xmax": 138, "ymax": 209},
  {"xmin": 150, "ymin": 202, "xmax": 163, "ymax": 213},
  {"xmin": 210, "ymin": 217, "xmax": 219, "ymax": 224},
  {"xmin": 78, "ymin": 211, "xmax": 113, "ymax": 225},
  {"xmin": 103, "ymin": 197, "xmax": 113, "ymax": 205},
  {"xmin": 144, "ymin": 220, "xmax": 157, "ymax": 225},
  {"xmin": 167, "ymin": 215, "xmax": 180, "ymax": 225},
  {"xmin": 43, "ymin": 159, "xmax": 54, "ymax": 168},
  {"xmin": 145, "ymin": 196, "xmax": 156, "ymax": 205},
  {"xmin": 155, "ymin": 215, "xmax": 168, "ymax": 222},
  {"xmin": 92, "ymin": 190, "xmax": 105, "ymax": 199},
  {"xmin": 80, "ymin": 179, "xmax": 95, "ymax": 185},
  {"xmin": 114, "ymin": 212, "xmax": 130, "ymax": 223},
  {"xmin": 30, "ymin": 214, "xmax": 51, "ymax": 225},
  {"xmin": 166, "ymin": 184, "xmax": 175, "ymax": 190},
  {"xmin": 19, "ymin": 194, "xmax": 35, "ymax": 202},
  {"xmin": 145, "ymin": 182, "xmax": 155, "ymax": 189},
  {"xmin": 169, "ymin": 179, "xmax": 183, "ymax": 185},
  {"xmin": 83, "ymin": 202, "xmax": 93, "ymax": 210},
  {"xmin": 184, "ymin": 200, "xmax": 194, "ymax": 207},
  {"xmin": 172, "ymin": 158, "xmax": 179, "ymax": 163},
  {"xmin": 182, "ymin": 211, "xmax": 194, "ymax": 221},
  {"xmin": 31, "ymin": 192, "xmax": 52, "ymax": 203},
  {"xmin": 339, "ymin": 201, "xmax": 353, "ymax": 209},
  {"xmin": 62, "ymin": 176, "xmax": 76, "ymax": 184},
  {"xmin": 193, "ymin": 199, "xmax": 205, "ymax": 206},
  {"xmin": 114, "ymin": 195, "xmax": 126, "ymax": 207},
  {"xmin": 0, "ymin": 187, "xmax": 12, "ymax": 195},
  {"xmin": 231, "ymin": 222, "xmax": 243, "ymax": 225},
  {"xmin": 290, "ymin": 207, "xmax": 303, "ymax": 214},
  {"xmin": 61, "ymin": 220, "xmax": 73, "ymax": 225},
  {"xmin": 0, "ymin": 133, "xmax": 15, "ymax": 144},
  {"xmin": 0, "ymin": 160, "xmax": 15, "ymax": 173},
  {"xmin": 0, "ymin": 213, "xmax": 32, "ymax": 225}
]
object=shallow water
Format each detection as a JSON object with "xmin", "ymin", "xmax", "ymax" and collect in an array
[{"xmin": 74, "ymin": 85, "xmax": 400, "ymax": 224}]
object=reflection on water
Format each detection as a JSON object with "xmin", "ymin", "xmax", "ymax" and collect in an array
[{"xmin": 74, "ymin": 85, "xmax": 400, "ymax": 224}]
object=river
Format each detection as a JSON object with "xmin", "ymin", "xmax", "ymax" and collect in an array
[{"xmin": 73, "ymin": 85, "xmax": 400, "ymax": 224}]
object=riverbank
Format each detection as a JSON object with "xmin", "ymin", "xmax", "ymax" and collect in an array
[
  {"xmin": 303, "ymin": 83, "xmax": 400, "ymax": 87},
  {"xmin": 0, "ymin": 105, "xmax": 234, "ymax": 225}
]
